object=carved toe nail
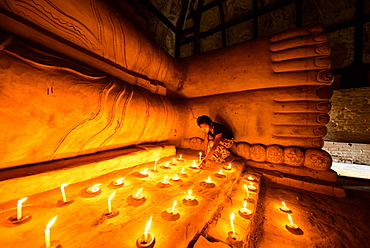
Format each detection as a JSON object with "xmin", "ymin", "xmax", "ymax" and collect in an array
[
  {"xmin": 307, "ymin": 24, "xmax": 324, "ymax": 33},
  {"xmin": 316, "ymin": 70, "xmax": 334, "ymax": 83},
  {"xmin": 317, "ymin": 114, "xmax": 330, "ymax": 124},
  {"xmin": 313, "ymin": 126, "xmax": 327, "ymax": 137},
  {"xmin": 316, "ymin": 85, "xmax": 333, "ymax": 99},
  {"xmin": 313, "ymin": 33, "xmax": 328, "ymax": 42},
  {"xmin": 315, "ymin": 44, "xmax": 330, "ymax": 55},
  {"xmin": 314, "ymin": 56, "xmax": 331, "ymax": 67},
  {"xmin": 316, "ymin": 101, "xmax": 331, "ymax": 112}
]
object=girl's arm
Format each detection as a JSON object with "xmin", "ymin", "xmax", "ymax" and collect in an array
[{"xmin": 204, "ymin": 133, "xmax": 222, "ymax": 161}]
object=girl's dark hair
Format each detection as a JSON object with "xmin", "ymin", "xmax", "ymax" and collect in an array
[{"xmin": 197, "ymin": 115, "xmax": 213, "ymax": 126}]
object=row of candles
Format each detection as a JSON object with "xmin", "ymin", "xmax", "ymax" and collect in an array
[{"xmin": 10, "ymin": 155, "xmax": 258, "ymax": 247}]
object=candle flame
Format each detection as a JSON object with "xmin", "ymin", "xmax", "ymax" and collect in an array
[
  {"xmin": 163, "ymin": 175, "xmax": 169, "ymax": 182},
  {"xmin": 181, "ymin": 168, "xmax": 185, "ymax": 173},
  {"xmin": 288, "ymin": 214, "xmax": 294, "ymax": 225},
  {"xmin": 230, "ymin": 212, "xmax": 235, "ymax": 221},
  {"xmin": 144, "ymin": 216, "xmax": 152, "ymax": 234},
  {"xmin": 282, "ymin": 201, "xmax": 287, "ymax": 208},
  {"xmin": 180, "ymin": 155, "xmax": 182, "ymax": 159},
  {"xmin": 171, "ymin": 200, "xmax": 177, "ymax": 212},
  {"xmin": 188, "ymin": 189, "xmax": 192, "ymax": 196},
  {"xmin": 108, "ymin": 190, "xmax": 116, "ymax": 201},
  {"xmin": 199, "ymin": 152, "xmax": 202, "ymax": 155},
  {"xmin": 115, "ymin": 178, "xmax": 124, "ymax": 184},
  {"xmin": 248, "ymin": 176, "xmax": 254, "ymax": 180},
  {"xmin": 243, "ymin": 200, "xmax": 247, "ymax": 209},
  {"xmin": 250, "ymin": 182, "xmax": 254, "ymax": 187},
  {"xmin": 219, "ymin": 169, "xmax": 223, "ymax": 174},
  {"xmin": 46, "ymin": 215, "xmax": 58, "ymax": 229},
  {"xmin": 136, "ymin": 188, "xmax": 143, "ymax": 195},
  {"xmin": 206, "ymin": 176, "xmax": 212, "ymax": 183},
  {"xmin": 18, "ymin": 197, "xmax": 28, "ymax": 204},
  {"xmin": 61, "ymin": 183, "xmax": 70, "ymax": 188},
  {"xmin": 140, "ymin": 168, "xmax": 149, "ymax": 174},
  {"xmin": 228, "ymin": 163, "xmax": 232, "ymax": 168},
  {"xmin": 192, "ymin": 160, "xmax": 196, "ymax": 166},
  {"xmin": 173, "ymin": 174, "xmax": 179, "ymax": 179},
  {"xmin": 91, "ymin": 183, "xmax": 102, "ymax": 192}
]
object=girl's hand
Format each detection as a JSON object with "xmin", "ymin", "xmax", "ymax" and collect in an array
[{"xmin": 199, "ymin": 160, "xmax": 207, "ymax": 169}]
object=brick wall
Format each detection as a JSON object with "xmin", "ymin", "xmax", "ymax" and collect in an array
[
  {"xmin": 325, "ymin": 87, "xmax": 370, "ymax": 143},
  {"xmin": 324, "ymin": 87, "xmax": 370, "ymax": 165},
  {"xmin": 323, "ymin": 142, "xmax": 370, "ymax": 165}
]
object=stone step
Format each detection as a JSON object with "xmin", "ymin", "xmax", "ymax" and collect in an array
[
  {"xmin": 199, "ymin": 171, "xmax": 262, "ymax": 248},
  {"xmin": 260, "ymin": 169, "xmax": 346, "ymax": 198}
]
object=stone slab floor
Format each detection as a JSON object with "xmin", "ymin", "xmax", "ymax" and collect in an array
[{"xmin": 252, "ymin": 177, "xmax": 370, "ymax": 248}]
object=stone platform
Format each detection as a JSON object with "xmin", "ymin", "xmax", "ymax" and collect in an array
[{"xmin": 0, "ymin": 148, "xmax": 244, "ymax": 248}]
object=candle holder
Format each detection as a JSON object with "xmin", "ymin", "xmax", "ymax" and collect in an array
[
  {"xmin": 161, "ymin": 162, "xmax": 171, "ymax": 170},
  {"xmin": 132, "ymin": 193, "xmax": 145, "ymax": 200},
  {"xmin": 227, "ymin": 231, "xmax": 242, "ymax": 242},
  {"xmin": 40, "ymin": 240, "xmax": 61, "ymax": 248},
  {"xmin": 112, "ymin": 178, "xmax": 124, "ymax": 186},
  {"xmin": 238, "ymin": 208, "xmax": 252, "ymax": 218},
  {"xmin": 247, "ymin": 176, "xmax": 256, "ymax": 181},
  {"xmin": 177, "ymin": 155, "xmax": 184, "ymax": 162},
  {"xmin": 6, "ymin": 214, "xmax": 32, "ymax": 225},
  {"xmin": 286, "ymin": 222, "xmax": 299, "ymax": 230},
  {"xmin": 279, "ymin": 202, "xmax": 292, "ymax": 213},
  {"xmin": 56, "ymin": 198, "xmax": 74, "ymax": 207},
  {"xmin": 215, "ymin": 169, "xmax": 226, "ymax": 178},
  {"xmin": 247, "ymin": 183, "xmax": 257, "ymax": 192},
  {"xmin": 223, "ymin": 163, "xmax": 233, "ymax": 171},
  {"xmin": 86, "ymin": 184, "xmax": 102, "ymax": 194},
  {"xmin": 136, "ymin": 232, "xmax": 155, "ymax": 248},
  {"xmin": 171, "ymin": 174, "xmax": 181, "ymax": 182},
  {"xmin": 104, "ymin": 208, "xmax": 119, "ymax": 219},
  {"xmin": 201, "ymin": 177, "xmax": 215, "ymax": 188},
  {"xmin": 189, "ymin": 160, "xmax": 199, "ymax": 170}
]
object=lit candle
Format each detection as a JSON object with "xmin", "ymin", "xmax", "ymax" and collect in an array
[
  {"xmin": 191, "ymin": 160, "xmax": 198, "ymax": 168},
  {"xmin": 143, "ymin": 216, "xmax": 153, "ymax": 243},
  {"xmin": 107, "ymin": 191, "xmax": 116, "ymax": 213},
  {"xmin": 60, "ymin": 183, "xmax": 70, "ymax": 202},
  {"xmin": 87, "ymin": 183, "xmax": 102, "ymax": 193},
  {"xmin": 45, "ymin": 215, "xmax": 58, "ymax": 248},
  {"xmin": 247, "ymin": 176, "xmax": 254, "ymax": 181},
  {"xmin": 167, "ymin": 200, "xmax": 178, "ymax": 214},
  {"xmin": 239, "ymin": 200, "xmax": 252, "ymax": 215},
  {"xmin": 224, "ymin": 163, "xmax": 232, "ymax": 170},
  {"xmin": 230, "ymin": 212, "xmax": 236, "ymax": 236},
  {"xmin": 172, "ymin": 174, "xmax": 180, "ymax": 181},
  {"xmin": 287, "ymin": 214, "xmax": 299, "ymax": 229},
  {"xmin": 244, "ymin": 184, "xmax": 250, "ymax": 199},
  {"xmin": 172, "ymin": 158, "xmax": 176, "ymax": 164},
  {"xmin": 161, "ymin": 175, "xmax": 169, "ymax": 184},
  {"xmin": 248, "ymin": 182, "xmax": 257, "ymax": 191},
  {"xmin": 153, "ymin": 158, "xmax": 158, "ymax": 172},
  {"xmin": 163, "ymin": 161, "xmax": 170, "ymax": 168},
  {"xmin": 17, "ymin": 197, "xmax": 27, "ymax": 220},
  {"xmin": 205, "ymin": 176, "xmax": 213, "ymax": 184},
  {"xmin": 179, "ymin": 155, "xmax": 183, "ymax": 160},
  {"xmin": 179, "ymin": 168, "xmax": 186, "ymax": 174},
  {"xmin": 140, "ymin": 168, "xmax": 149, "ymax": 176},
  {"xmin": 113, "ymin": 178, "xmax": 124, "ymax": 186},
  {"xmin": 185, "ymin": 190, "xmax": 195, "ymax": 201},
  {"xmin": 280, "ymin": 201, "xmax": 292, "ymax": 212},
  {"xmin": 133, "ymin": 188, "xmax": 144, "ymax": 199},
  {"xmin": 199, "ymin": 152, "xmax": 202, "ymax": 161}
]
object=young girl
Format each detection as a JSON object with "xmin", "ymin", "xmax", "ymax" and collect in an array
[{"xmin": 197, "ymin": 115, "xmax": 234, "ymax": 168}]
